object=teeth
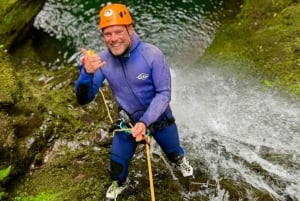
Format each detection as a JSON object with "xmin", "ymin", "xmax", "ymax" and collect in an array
[{"xmin": 112, "ymin": 43, "xmax": 120, "ymax": 47}]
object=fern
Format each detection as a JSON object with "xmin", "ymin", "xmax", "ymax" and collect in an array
[{"xmin": 0, "ymin": 165, "xmax": 12, "ymax": 180}]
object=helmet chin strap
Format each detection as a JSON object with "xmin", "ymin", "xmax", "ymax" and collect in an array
[{"xmin": 123, "ymin": 25, "xmax": 132, "ymax": 56}]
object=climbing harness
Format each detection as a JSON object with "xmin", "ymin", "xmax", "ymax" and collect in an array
[
  {"xmin": 86, "ymin": 49, "xmax": 155, "ymax": 200},
  {"xmin": 99, "ymin": 88, "xmax": 155, "ymax": 201},
  {"xmin": 88, "ymin": 46, "xmax": 155, "ymax": 201}
]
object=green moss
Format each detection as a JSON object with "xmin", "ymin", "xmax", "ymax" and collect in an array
[
  {"xmin": 11, "ymin": 146, "xmax": 110, "ymax": 201},
  {"xmin": 0, "ymin": 0, "xmax": 45, "ymax": 48},
  {"xmin": 12, "ymin": 191, "xmax": 61, "ymax": 201},
  {"xmin": 0, "ymin": 0, "xmax": 18, "ymax": 17},
  {"xmin": 199, "ymin": 0, "xmax": 300, "ymax": 97},
  {"xmin": 0, "ymin": 51, "xmax": 20, "ymax": 105}
]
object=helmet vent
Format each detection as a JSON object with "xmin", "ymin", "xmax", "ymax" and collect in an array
[{"xmin": 99, "ymin": 4, "xmax": 133, "ymax": 29}]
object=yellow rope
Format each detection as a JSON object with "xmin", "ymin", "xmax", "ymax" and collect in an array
[
  {"xmin": 146, "ymin": 138, "xmax": 156, "ymax": 201},
  {"xmin": 99, "ymin": 88, "xmax": 156, "ymax": 201},
  {"xmin": 99, "ymin": 89, "xmax": 113, "ymax": 123}
]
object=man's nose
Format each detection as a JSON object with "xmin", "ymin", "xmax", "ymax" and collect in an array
[{"xmin": 110, "ymin": 33, "xmax": 119, "ymax": 41}]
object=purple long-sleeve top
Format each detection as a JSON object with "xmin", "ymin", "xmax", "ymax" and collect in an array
[{"xmin": 74, "ymin": 32, "xmax": 174, "ymax": 127}]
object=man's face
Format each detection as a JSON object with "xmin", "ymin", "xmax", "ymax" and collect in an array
[{"xmin": 102, "ymin": 25, "xmax": 133, "ymax": 56}]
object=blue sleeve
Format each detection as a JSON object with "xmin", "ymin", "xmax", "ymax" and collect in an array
[{"xmin": 74, "ymin": 64, "xmax": 105, "ymax": 105}]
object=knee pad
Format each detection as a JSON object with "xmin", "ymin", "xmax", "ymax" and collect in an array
[
  {"xmin": 110, "ymin": 154, "xmax": 129, "ymax": 184},
  {"xmin": 110, "ymin": 159, "xmax": 123, "ymax": 181},
  {"xmin": 166, "ymin": 151, "xmax": 183, "ymax": 163}
]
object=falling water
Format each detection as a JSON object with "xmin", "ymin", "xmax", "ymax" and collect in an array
[
  {"xmin": 33, "ymin": 0, "xmax": 300, "ymax": 200},
  {"xmin": 171, "ymin": 64, "xmax": 300, "ymax": 200}
]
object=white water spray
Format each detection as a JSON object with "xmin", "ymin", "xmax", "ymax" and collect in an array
[{"xmin": 171, "ymin": 64, "xmax": 300, "ymax": 200}]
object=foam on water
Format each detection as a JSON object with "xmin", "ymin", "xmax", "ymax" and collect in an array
[{"xmin": 171, "ymin": 65, "xmax": 300, "ymax": 200}]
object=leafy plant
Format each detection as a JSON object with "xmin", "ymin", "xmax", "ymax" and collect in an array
[
  {"xmin": 0, "ymin": 165, "xmax": 11, "ymax": 180},
  {"xmin": 0, "ymin": 165, "xmax": 12, "ymax": 200},
  {"xmin": 263, "ymin": 79, "xmax": 273, "ymax": 88}
]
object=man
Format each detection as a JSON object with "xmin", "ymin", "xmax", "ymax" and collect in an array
[{"xmin": 74, "ymin": 3, "xmax": 194, "ymax": 200}]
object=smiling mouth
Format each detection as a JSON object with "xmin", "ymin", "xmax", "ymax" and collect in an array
[{"xmin": 111, "ymin": 43, "xmax": 121, "ymax": 48}]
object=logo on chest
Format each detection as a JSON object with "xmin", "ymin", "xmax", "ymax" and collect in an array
[{"xmin": 136, "ymin": 73, "xmax": 149, "ymax": 80}]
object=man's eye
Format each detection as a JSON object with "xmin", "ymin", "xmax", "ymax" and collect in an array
[
  {"xmin": 104, "ymin": 33, "xmax": 111, "ymax": 37},
  {"xmin": 116, "ymin": 31, "xmax": 123, "ymax": 35}
]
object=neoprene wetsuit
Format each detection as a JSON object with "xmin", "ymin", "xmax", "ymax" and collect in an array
[{"xmin": 75, "ymin": 32, "xmax": 185, "ymax": 185}]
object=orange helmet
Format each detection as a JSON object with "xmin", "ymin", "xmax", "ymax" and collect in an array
[{"xmin": 99, "ymin": 4, "xmax": 133, "ymax": 29}]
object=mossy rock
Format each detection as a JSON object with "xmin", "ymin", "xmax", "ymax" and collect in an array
[
  {"xmin": 0, "ymin": 50, "xmax": 20, "ymax": 108},
  {"xmin": 0, "ymin": 0, "xmax": 46, "ymax": 49},
  {"xmin": 198, "ymin": 0, "xmax": 300, "ymax": 97}
]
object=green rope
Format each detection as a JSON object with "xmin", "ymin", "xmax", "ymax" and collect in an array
[
  {"xmin": 112, "ymin": 128, "xmax": 131, "ymax": 137},
  {"xmin": 113, "ymin": 181, "xmax": 117, "ymax": 201}
]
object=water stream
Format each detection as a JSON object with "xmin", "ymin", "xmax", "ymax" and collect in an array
[
  {"xmin": 34, "ymin": 0, "xmax": 300, "ymax": 200},
  {"xmin": 171, "ymin": 64, "xmax": 300, "ymax": 200}
]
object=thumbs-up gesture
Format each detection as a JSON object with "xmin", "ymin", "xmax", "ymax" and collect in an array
[{"xmin": 81, "ymin": 48, "xmax": 106, "ymax": 74}]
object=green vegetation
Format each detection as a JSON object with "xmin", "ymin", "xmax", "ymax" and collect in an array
[
  {"xmin": 0, "ymin": 49, "xmax": 20, "ymax": 105},
  {"xmin": 199, "ymin": 0, "xmax": 300, "ymax": 97},
  {"xmin": 0, "ymin": 0, "xmax": 45, "ymax": 49},
  {"xmin": 0, "ymin": 165, "xmax": 11, "ymax": 180},
  {"xmin": 0, "ymin": 165, "xmax": 12, "ymax": 199},
  {"xmin": 10, "ymin": 146, "xmax": 110, "ymax": 201},
  {"xmin": 12, "ymin": 192, "xmax": 60, "ymax": 201}
]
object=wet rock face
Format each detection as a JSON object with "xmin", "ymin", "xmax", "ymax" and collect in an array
[
  {"xmin": 0, "ymin": 112, "xmax": 15, "ymax": 163},
  {"xmin": 0, "ymin": 0, "xmax": 47, "ymax": 156},
  {"xmin": 0, "ymin": 0, "xmax": 46, "ymax": 50},
  {"xmin": 0, "ymin": 51, "xmax": 20, "ymax": 173},
  {"xmin": 0, "ymin": 0, "xmax": 47, "ymax": 187},
  {"xmin": 0, "ymin": 51, "xmax": 20, "ymax": 108}
]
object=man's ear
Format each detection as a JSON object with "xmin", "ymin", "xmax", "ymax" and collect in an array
[{"xmin": 127, "ymin": 24, "xmax": 134, "ymax": 33}]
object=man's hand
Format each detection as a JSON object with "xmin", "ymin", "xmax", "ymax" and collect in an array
[
  {"xmin": 131, "ymin": 122, "xmax": 149, "ymax": 143},
  {"xmin": 81, "ymin": 48, "xmax": 106, "ymax": 74}
]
